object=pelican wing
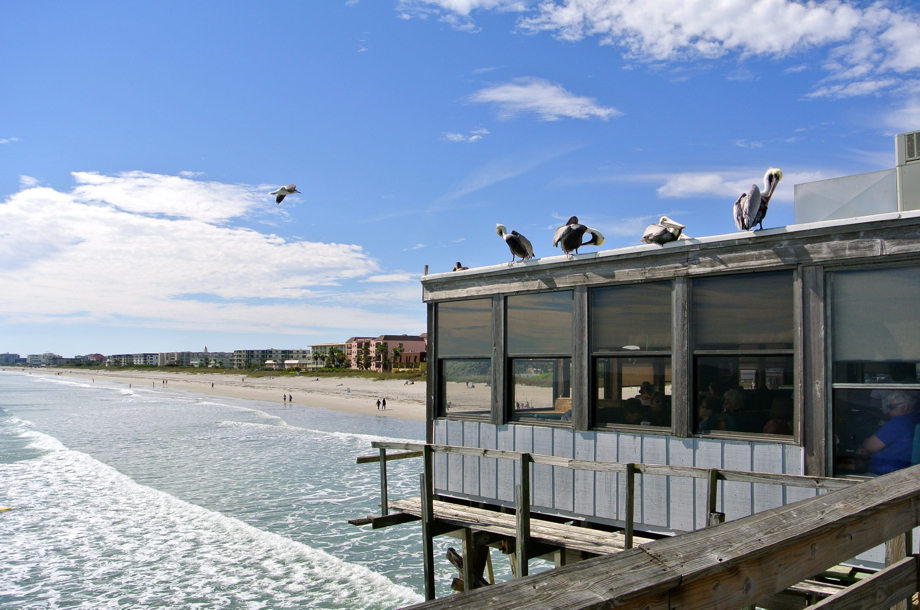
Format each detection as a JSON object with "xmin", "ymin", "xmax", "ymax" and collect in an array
[
  {"xmin": 552, "ymin": 224, "xmax": 571, "ymax": 247},
  {"xmin": 642, "ymin": 223, "xmax": 668, "ymax": 244},
  {"xmin": 733, "ymin": 185, "xmax": 762, "ymax": 231},
  {"xmin": 513, "ymin": 231, "xmax": 534, "ymax": 259},
  {"xmin": 275, "ymin": 194, "xmax": 286, "ymax": 204}
]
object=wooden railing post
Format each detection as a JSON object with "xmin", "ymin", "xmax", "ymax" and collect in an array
[
  {"xmin": 707, "ymin": 469, "xmax": 725, "ymax": 526},
  {"xmin": 886, "ymin": 532, "xmax": 912, "ymax": 610},
  {"xmin": 461, "ymin": 527, "xmax": 474, "ymax": 592},
  {"xmin": 516, "ymin": 452, "xmax": 531, "ymax": 578},
  {"xmin": 625, "ymin": 463, "xmax": 636, "ymax": 549},
  {"xmin": 421, "ymin": 444, "xmax": 436, "ymax": 601},
  {"xmin": 379, "ymin": 447, "xmax": 389, "ymax": 516}
]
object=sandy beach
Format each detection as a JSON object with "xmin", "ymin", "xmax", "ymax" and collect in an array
[{"xmin": 11, "ymin": 368, "xmax": 427, "ymax": 422}]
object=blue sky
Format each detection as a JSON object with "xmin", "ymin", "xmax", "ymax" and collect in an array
[{"xmin": 2, "ymin": 0, "xmax": 919, "ymax": 357}]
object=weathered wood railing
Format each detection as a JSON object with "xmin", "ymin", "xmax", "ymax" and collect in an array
[
  {"xmin": 394, "ymin": 464, "xmax": 920, "ymax": 610},
  {"xmin": 357, "ymin": 441, "xmax": 870, "ymax": 603}
]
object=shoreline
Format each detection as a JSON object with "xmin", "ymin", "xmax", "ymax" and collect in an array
[{"xmin": 5, "ymin": 368, "xmax": 427, "ymax": 422}]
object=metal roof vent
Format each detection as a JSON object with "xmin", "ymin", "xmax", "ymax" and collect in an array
[{"xmin": 896, "ymin": 130, "xmax": 920, "ymax": 165}]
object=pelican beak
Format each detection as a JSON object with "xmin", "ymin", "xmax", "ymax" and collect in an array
[{"xmin": 663, "ymin": 219, "xmax": 685, "ymax": 230}]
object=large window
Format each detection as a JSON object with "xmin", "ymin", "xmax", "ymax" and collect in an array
[
  {"xmin": 507, "ymin": 292, "xmax": 573, "ymax": 422},
  {"xmin": 831, "ymin": 265, "xmax": 920, "ymax": 476},
  {"xmin": 692, "ymin": 271, "xmax": 794, "ymax": 437},
  {"xmin": 437, "ymin": 299, "xmax": 492, "ymax": 418},
  {"xmin": 591, "ymin": 282, "xmax": 672, "ymax": 429}
]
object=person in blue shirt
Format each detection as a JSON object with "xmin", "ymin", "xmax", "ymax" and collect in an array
[{"xmin": 861, "ymin": 390, "xmax": 920, "ymax": 475}]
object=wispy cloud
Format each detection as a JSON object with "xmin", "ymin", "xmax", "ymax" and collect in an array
[
  {"xmin": 884, "ymin": 101, "xmax": 920, "ymax": 133},
  {"xmin": 441, "ymin": 145, "xmax": 578, "ymax": 201},
  {"xmin": 403, "ymin": 243, "xmax": 426, "ymax": 250},
  {"xmin": 468, "ymin": 77, "xmax": 622, "ymax": 121},
  {"xmin": 444, "ymin": 128, "xmax": 490, "ymax": 142},
  {"xmin": 0, "ymin": 137, "xmax": 19, "ymax": 144},
  {"xmin": 19, "ymin": 175, "xmax": 39, "ymax": 188},
  {"xmin": 179, "ymin": 170, "xmax": 203, "ymax": 178}
]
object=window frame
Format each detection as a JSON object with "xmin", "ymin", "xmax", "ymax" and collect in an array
[{"xmin": 435, "ymin": 297, "xmax": 494, "ymax": 421}]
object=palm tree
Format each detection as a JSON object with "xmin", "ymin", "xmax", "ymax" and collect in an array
[
  {"xmin": 391, "ymin": 345, "xmax": 404, "ymax": 370},
  {"xmin": 379, "ymin": 342, "xmax": 390, "ymax": 373}
]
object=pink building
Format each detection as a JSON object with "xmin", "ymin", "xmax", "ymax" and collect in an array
[{"xmin": 344, "ymin": 334, "xmax": 427, "ymax": 371}]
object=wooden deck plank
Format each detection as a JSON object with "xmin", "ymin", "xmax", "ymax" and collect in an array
[{"xmin": 389, "ymin": 498, "xmax": 654, "ymax": 556}]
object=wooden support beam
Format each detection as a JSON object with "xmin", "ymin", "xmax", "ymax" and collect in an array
[
  {"xmin": 400, "ymin": 464, "xmax": 920, "ymax": 610},
  {"xmin": 355, "ymin": 450, "xmax": 423, "ymax": 464},
  {"xmin": 461, "ymin": 529, "xmax": 475, "ymax": 592},
  {"xmin": 421, "ymin": 472, "xmax": 436, "ymax": 601},
  {"xmin": 379, "ymin": 448, "xmax": 389, "ymax": 516},
  {"xmin": 808, "ymin": 556, "xmax": 918, "ymax": 610},
  {"xmin": 625, "ymin": 463, "xmax": 636, "ymax": 549},
  {"xmin": 706, "ymin": 468, "xmax": 725, "ymax": 526},
  {"xmin": 516, "ymin": 453, "xmax": 531, "ymax": 578}
]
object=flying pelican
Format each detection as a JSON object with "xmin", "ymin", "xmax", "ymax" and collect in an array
[
  {"xmin": 495, "ymin": 224, "xmax": 534, "ymax": 263},
  {"xmin": 642, "ymin": 216, "xmax": 687, "ymax": 245},
  {"xmin": 734, "ymin": 168, "xmax": 783, "ymax": 231},
  {"xmin": 270, "ymin": 184, "xmax": 300, "ymax": 204},
  {"xmin": 552, "ymin": 216, "xmax": 605, "ymax": 256}
]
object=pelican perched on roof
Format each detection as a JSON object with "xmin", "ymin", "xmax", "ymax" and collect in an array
[
  {"xmin": 270, "ymin": 184, "xmax": 300, "ymax": 204},
  {"xmin": 496, "ymin": 224, "xmax": 534, "ymax": 263},
  {"xmin": 642, "ymin": 216, "xmax": 688, "ymax": 245},
  {"xmin": 734, "ymin": 168, "xmax": 783, "ymax": 231},
  {"xmin": 552, "ymin": 216, "xmax": 605, "ymax": 256}
]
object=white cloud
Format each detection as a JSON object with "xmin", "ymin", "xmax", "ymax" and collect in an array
[
  {"xmin": 0, "ymin": 173, "xmax": 409, "ymax": 335},
  {"xmin": 362, "ymin": 273, "xmax": 416, "ymax": 283},
  {"xmin": 884, "ymin": 101, "xmax": 920, "ymax": 132},
  {"xmin": 405, "ymin": 1, "xmax": 920, "ymax": 99},
  {"xmin": 404, "ymin": 243, "xmax": 426, "ymax": 250},
  {"xmin": 179, "ymin": 170, "xmax": 203, "ymax": 178},
  {"xmin": 0, "ymin": 137, "xmax": 19, "ymax": 144},
  {"xmin": 67, "ymin": 171, "xmax": 276, "ymax": 224},
  {"xmin": 444, "ymin": 128, "xmax": 490, "ymax": 142},
  {"xmin": 656, "ymin": 169, "xmax": 832, "ymax": 203},
  {"xmin": 469, "ymin": 77, "xmax": 621, "ymax": 121},
  {"xmin": 442, "ymin": 146, "xmax": 577, "ymax": 200},
  {"xmin": 19, "ymin": 176, "xmax": 39, "ymax": 188}
]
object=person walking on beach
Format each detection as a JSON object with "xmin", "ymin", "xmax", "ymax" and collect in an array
[
  {"xmin": 283, "ymin": 393, "xmax": 287, "ymax": 403},
  {"xmin": 376, "ymin": 399, "xmax": 381, "ymax": 410},
  {"xmin": 382, "ymin": 397, "xmax": 387, "ymax": 410}
]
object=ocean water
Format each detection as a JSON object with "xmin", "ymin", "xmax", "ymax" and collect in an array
[{"xmin": 0, "ymin": 371, "xmax": 468, "ymax": 609}]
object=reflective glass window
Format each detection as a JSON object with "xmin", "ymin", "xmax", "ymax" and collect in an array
[
  {"xmin": 437, "ymin": 299, "xmax": 492, "ymax": 357},
  {"xmin": 507, "ymin": 292, "xmax": 573, "ymax": 356},
  {"xmin": 595, "ymin": 357, "xmax": 672, "ymax": 427},
  {"xmin": 441, "ymin": 359, "xmax": 492, "ymax": 417},
  {"xmin": 832, "ymin": 265, "xmax": 920, "ymax": 382},
  {"xmin": 693, "ymin": 271, "xmax": 794, "ymax": 350},
  {"xmin": 510, "ymin": 358, "xmax": 572, "ymax": 423},
  {"xmin": 831, "ymin": 265, "xmax": 920, "ymax": 476},
  {"xmin": 694, "ymin": 355, "xmax": 793, "ymax": 435},
  {"xmin": 592, "ymin": 282, "xmax": 672, "ymax": 352}
]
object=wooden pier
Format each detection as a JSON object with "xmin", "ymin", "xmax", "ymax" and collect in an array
[{"xmin": 349, "ymin": 442, "xmax": 920, "ymax": 608}]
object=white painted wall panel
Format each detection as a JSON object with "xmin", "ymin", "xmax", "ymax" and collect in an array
[
  {"xmin": 573, "ymin": 432, "xmax": 596, "ymax": 517},
  {"xmin": 480, "ymin": 424, "xmax": 498, "ymax": 501},
  {"xmin": 532, "ymin": 427, "xmax": 555, "ymax": 509},
  {"xmin": 553, "ymin": 428, "xmax": 575, "ymax": 513},
  {"xmin": 446, "ymin": 419, "xmax": 464, "ymax": 494},
  {"xmin": 641, "ymin": 435, "xmax": 669, "ymax": 528},
  {"xmin": 695, "ymin": 439, "xmax": 723, "ymax": 529},
  {"xmin": 595, "ymin": 432, "xmax": 618, "ymax": 520},
  {"xmin": 462, "ymin": 421, "xmax": 480, "ymax": 497},
  {"xmin": 752, "ymin": 443, "xmax": 784, "ymax": 513},
  {"xmin": 722, "ymin": 442, "xmax": 753, "ymax": 521},
  {"xmin": 617, "ymin": 434, "xmax": 643, "ymax": 524},
  {"xmin": 496, "ymin": 425, "xmax": 515, "ymax": 502},
  {"xmin": 668, "ymin": 438, "xmax": 696, "ymax": 531},
  {"xmin": 515, "ymin": 425, "xmax": 534, "ymax": 506},
  {"xmin": 433, "ymin": 420, "xmax": 448, "ymax": 491}
]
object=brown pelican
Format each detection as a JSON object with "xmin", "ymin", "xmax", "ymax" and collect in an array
[
  {"xmin": 496, "ymin": 224, "xmax": 534, "ymax": 263},
  {"xmin": 552, "ymin": 216, "xmax": 605, "ymax": 256},
  {"xmin": 270, "ymin": 184, "xmax": 300, "ymax": 204},
  {"xmin": 734, "ymin": 168, "xmax": 783, "ymax": 231},
  {"xmin": 642, "ymin": 216, "xmax": 687, "ymax": 245},
  {"xmin": 452, "ymin": 262, "xmax": 469, "ymax": 271}
]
